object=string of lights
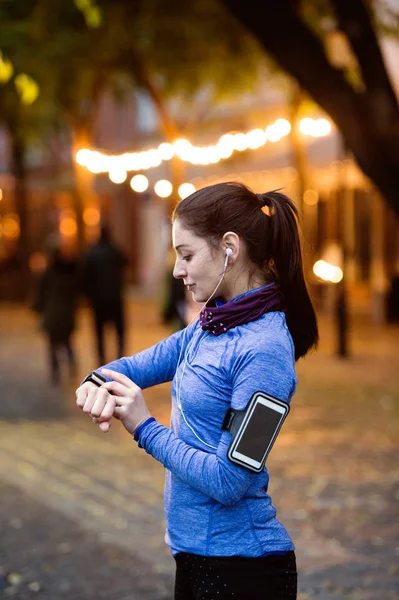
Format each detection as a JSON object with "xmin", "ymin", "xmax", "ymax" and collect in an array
[{"xmin": 75, "ymin": 116, "xmax": 332, "ymax": 199}]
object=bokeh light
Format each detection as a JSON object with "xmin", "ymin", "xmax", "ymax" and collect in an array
[
  {"xmin": 2, "ymin": 214, "xmax": 20, "ymax": 239},
  {"xmin": 109, "ymin": 169, "xmax": 127, "ymax": 184},
  {"xmin": 313, "ymin": 260, "xmax": 343, "ymax": 283},
  {"xmin": 178, "ymin": 183, "xmax": 195, "ymax": 199},
  {"xmin": 83, "ymin": 207, "xmax": 100, "ymax": 226},
  {"xmin": 130, "ymin": 174, "xmax": 149, "ymax": 192},
  {"xmin": 154, "ymin": 179, "xmax": 173, "ymax": 198}
]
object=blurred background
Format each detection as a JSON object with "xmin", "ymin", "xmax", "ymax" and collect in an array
[{"xmin": 0, "ymin": 1, "xmax": 398, "ymax": 599}]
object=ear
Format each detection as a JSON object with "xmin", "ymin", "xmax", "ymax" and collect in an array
[{"xmin": 222, "ymin": 231, "xmax": 240, "ymax": 261}]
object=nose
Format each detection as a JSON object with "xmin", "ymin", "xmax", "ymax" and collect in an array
[{"xmin": 173, "ymin": 258, "xmax": 186, "ymax": 279}]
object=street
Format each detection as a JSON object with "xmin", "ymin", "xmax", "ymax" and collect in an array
[{"xmin": 0, "ymin": 298, "xmax": 398, "ymax": 599}]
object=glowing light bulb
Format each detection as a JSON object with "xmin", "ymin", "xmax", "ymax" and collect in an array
[
  {"xmin": 233, "ymin": 133, "xmax": 248, "ymax": 151},
  {"xmin": 154, "ymin": 179, "xmax": 173, "ymax": 198},
  {"xmin": 246, "ymin": 129, "xmax": 267, "ymax": 149},
  {"xmin": 330, "ymin": 267, "xmax": 343, "ymax": 283},
  {"xmin": 86, "ymin": 151, "xmax": 104, "ymax": 173},
  {"xmin": 299, "ymin": 118, "xmax": 313, "ymax": 136},
  {"xmin": 158, "ymin": 142, "xmax": 174, "ymax": 160},
  {"xmin": 173, "ymin": 139, "xmax": 192, "ymax": 160},
  {"xmin": 76, "ymin": 149, "xmax": 91, "ymax": 166},
  {"xmin": 314, "ymin": 118, "xmax": 331, "ymax": 137},
  {"xmin": 313, "ymin": 260, "xmax": 343, "ymax": 283},
  {"xmin": 109, "ymin": 170, "xmax": 127, "ymax": 184},
  {"xmin": 274, "ymin": 119, "xmax": 291, "ymax": 136},
  {"xmin": 130, "ymin": 174, "xmax": 149, "ymax": 193},
  {"xmin": 178, "ymin": 183, "xmax": 195, "ymax": 199}
]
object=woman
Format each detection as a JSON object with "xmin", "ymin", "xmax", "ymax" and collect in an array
[{"xmin": 76, "ymin": 182, "xmax": 318, "ymax": 599}]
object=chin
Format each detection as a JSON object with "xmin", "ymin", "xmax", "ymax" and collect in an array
[
  {"xmin": 191, "ymin": 290, "xmax": 207, "ymax": 303},
  {"xmin": 192, "ymin": 292, "xmax": 203, "ymax": 303}
]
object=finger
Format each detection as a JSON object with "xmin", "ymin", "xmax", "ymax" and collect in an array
[
  {"xmin": 102, "ymin": 380, "xmax": 134, "ymax": 397},
  {"xmin": 102, "ymin": 389, "xmax": 137, "ymax": 408},
  {"xmin": 90, "ymin": 389, "xmax": 113, "ymax": 418},
  {"xmin": 94, "ymin": 396, "xmax": 116, "ymax": 422},
  {"xmin": 99, "ymin": 420, "xmax": 111, "ymax": 433},
  {"xmin": 81, "ymin": 386, "xmax": 100, "ymax": 414},
  {"xmin": 101, "ymin": 369, "xmax": 139, "ymax": 390},
  {"xmin": 76, "ymin": 382, "xmax": 100, "ymax": 408},
  {"xmin": 76, "ymin": 383, "xmax": 92, "ymax": 408},
  {"xmin": 76, "ymin": 387, "xmax": 88, "ymax": 408}
]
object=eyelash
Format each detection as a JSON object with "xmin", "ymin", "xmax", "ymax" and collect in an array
[{"xmin": 182, "ymin": 255, "xmax": 192, "ymax": 262}]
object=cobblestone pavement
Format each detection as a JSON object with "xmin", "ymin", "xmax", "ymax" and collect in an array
[{"xmin": 0, "ymin": 299, "xmax": 398, "ymax": 599}]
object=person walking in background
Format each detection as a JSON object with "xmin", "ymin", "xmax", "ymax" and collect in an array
[
  {"xmin": 76, "ymin": 182, "xmax": 318, "ymax": 599},
  {"xmin": 82, "ymin": 225, "xmax": 128, "ymax": 364},
  {"xmin": 33, "ymin": 243, "xmax": 80, "ymax": 384}
]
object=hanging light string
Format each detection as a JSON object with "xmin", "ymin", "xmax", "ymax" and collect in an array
[{"xmin": 76, "ymin": 117, "xmax": 332, "ymax": 185}]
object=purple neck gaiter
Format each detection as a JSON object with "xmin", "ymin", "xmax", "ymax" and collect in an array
[{"xmin": 199, "ymin": 284, "xmax": 283, "ymax": 335}]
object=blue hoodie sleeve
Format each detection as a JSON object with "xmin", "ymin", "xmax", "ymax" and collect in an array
[
  {"xmin": 96, "ymin": 325, "xmax": 194, "ymax": 389},
  {"xmin": 136, "ymin": 334, "xmax": 297, "ymax": 506}
]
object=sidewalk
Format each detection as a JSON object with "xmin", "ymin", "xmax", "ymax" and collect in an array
[{"xmin": 0, "ymin": 299, "xmax": 398, "ymax": 599}]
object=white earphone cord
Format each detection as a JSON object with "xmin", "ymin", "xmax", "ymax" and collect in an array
[{"xmin": 176, "ymin": 250, "xmax": 231, "ymax": 450}]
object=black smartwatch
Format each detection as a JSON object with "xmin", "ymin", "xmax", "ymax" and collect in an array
[{"xmin": 82, "ymin": 371, "xmax": 107, "ymax": 387}]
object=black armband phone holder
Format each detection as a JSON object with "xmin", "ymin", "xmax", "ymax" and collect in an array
[
  {"xmin": 220, "ymin": 391, "xmax": 290, "ymax": 473},
  {"xmin": 221, "ymin": 407, "xmax": 247, "ymax": 436}
]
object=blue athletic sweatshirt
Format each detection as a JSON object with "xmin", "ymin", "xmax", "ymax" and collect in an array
[{"xmin": 102, "ymin": 296, "xmax": 297, "ymax": 557}]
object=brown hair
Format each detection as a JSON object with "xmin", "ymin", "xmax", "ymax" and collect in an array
[{"xmin": 173, "ymin": 181, "xmax": 318, "ymax": 360}]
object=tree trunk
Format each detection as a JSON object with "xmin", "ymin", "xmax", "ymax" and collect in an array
[
  {"xmin": 135, "ymin": 68, "xmax": 185, "ymax": 213},
  {"xmin": 10, "ymin": 132, "xmax": 31, "ymax": 300},
  {"xmin": 288, "ymin": 84, "xmax": 308, "ymax": 215},
  {"xmin": 71, "ymin": 121, "xmax": 97, "ymax": 249}
]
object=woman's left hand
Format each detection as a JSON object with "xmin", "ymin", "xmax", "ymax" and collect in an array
[{"xmin": 94, "ymin": 368, "xmax": 152, "ymax": 435}]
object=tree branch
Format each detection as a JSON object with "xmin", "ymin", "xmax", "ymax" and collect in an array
[
  {"xmin": 222, "ymin": 0, "xmax": 366, "ymax": 137},
  {"xmin": 332, "ymin": 0, "xmax": 399, "ymax": 127},
  {"xmin": 110, "ymin": 50, "xmax": 180, "ymax": 142},
  {"xmin": 223, "ymin": 0, "xmax": 399, "ymax": 217}
]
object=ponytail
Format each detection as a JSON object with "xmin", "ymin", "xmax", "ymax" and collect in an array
[{"xmin": 259, "ymin": 191, "xmax": 318, "ymax": 360}]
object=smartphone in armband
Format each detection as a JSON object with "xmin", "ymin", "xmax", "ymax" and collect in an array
[{"xmin": 222, "ymin": 391, "xmax": 290, "ymax": 473}]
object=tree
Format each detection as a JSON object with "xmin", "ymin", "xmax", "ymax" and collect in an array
[
  {"xmin": 1, "ymin": 0, "xmax": 270, "ymax": 249},
  {"xmin": 0, "ymin": 2, "xmax": 47, "ymax": 295},
  {"xmin": 223, "ymin": 0, "xmax": 399, "ymax": 219},
  {"xmin": 77, "ymin": 0, "xmax": 268, "ymax": 208}
]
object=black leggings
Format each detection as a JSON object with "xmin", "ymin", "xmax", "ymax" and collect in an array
[{"xmin": 174, "ymin": 551, "xmax": 297, "ymax": 600}]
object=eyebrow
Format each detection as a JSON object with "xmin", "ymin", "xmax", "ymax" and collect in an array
[{"xmin": 175, "ymin": 244, "xmax": 190, "ymax": 252}]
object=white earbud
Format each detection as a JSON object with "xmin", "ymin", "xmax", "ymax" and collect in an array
[{"xmin": 223, "ymin": 248, "xmax": 232, "ymax": 271}]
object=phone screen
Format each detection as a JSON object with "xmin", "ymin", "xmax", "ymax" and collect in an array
[{"xmin": 235, "ymin": 402, "xmax": 284, "ymax": 462}]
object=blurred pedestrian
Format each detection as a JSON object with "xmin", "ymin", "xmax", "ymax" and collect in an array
[
  {"xmin": 33, "ymin": 243, "xmax": 79, "ymax": 384},
  {"xmin": 82, "ymin": 225, "xmax": 127, "ymax": 364},
  {"xmin": 76, "ymin": 182, "xmax": 319, "ymax": 600}
]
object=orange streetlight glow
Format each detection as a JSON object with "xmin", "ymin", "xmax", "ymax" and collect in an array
[{"xmin": 313, "ymin": 260, "xmax": 343, "ymax": 283}]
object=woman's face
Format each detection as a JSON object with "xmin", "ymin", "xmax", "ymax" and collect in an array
[{"xmin": 172, "ymin": 219, "xmax": 225, "ymax": 303}]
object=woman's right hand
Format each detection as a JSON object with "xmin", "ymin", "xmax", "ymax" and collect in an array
[{"xmin": 76, "ymin": 382, "xmax": 116, "ymax": 432}]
